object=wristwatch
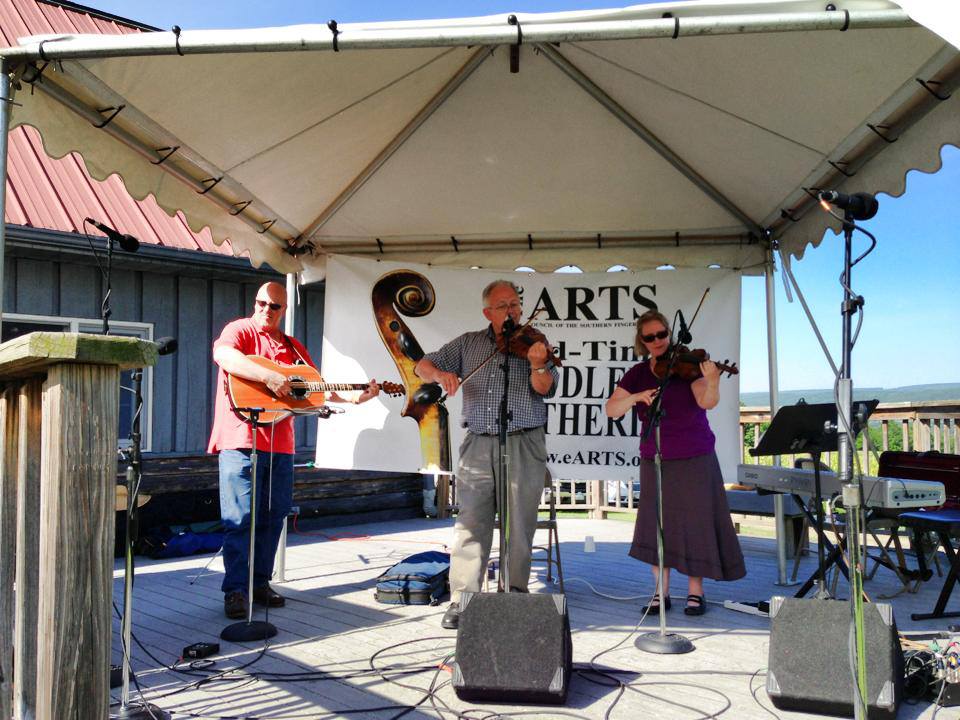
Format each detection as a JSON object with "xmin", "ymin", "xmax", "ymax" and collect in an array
[{"xmin": 532, "ymin": 366, "xmax": 547, "ymax": 375}]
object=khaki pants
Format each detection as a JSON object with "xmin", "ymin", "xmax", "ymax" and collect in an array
[{"xmin": 449, "ymin": 427, "xmax": 547, "ymax": 601}]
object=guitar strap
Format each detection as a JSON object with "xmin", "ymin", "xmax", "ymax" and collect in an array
[{"xmin": 282, "ymin": 333, "xmax": 310, "ymax": 367}]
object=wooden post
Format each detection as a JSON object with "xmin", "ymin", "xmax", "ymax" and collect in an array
[
  {"xmin": 589, "ymin": 480, "xmax": 604, "ymax": 519},
  {"xmin": 0, "ymin": 332, "xmax": 156, "ymax": 720},
  {"xmin": 14, "ymin": 379, "xmax": 42, "ymax": 718},
  {"xmin": 902, "ymin": 420, "xmax": 910, "ymax": 452},
  {"xmin": 753, "ymin": 422, "xmax": 760, "ymax": 464},
  {"xmin": 0, "ymin": 388, "xmax": 19, "ymax": 720},
  {"xmin": 436, "ymin": 471, "xmax": 451, "ymax": 520},
  {"xmin": 862, "ymin": 430, "xmax": 870, "ymax": 475}
]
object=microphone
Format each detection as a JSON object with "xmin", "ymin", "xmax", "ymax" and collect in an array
[
  {"xmin": 817, "ymin": 191, "xmax": 879, "ymax": 221},
  {"xmin": 85, "ymin": 218, "xmax": 140, "ymax": 252},
  {"xmin": 155, "ymin": 336, "xmax": 178, "ymax": 356},
  {"xmin": 677, "ymin": 310, "xmax": 693, "ymax": 345},
  {"xmin": 501, "ymin": 316, "xmax": 517, "ymax": 337}
]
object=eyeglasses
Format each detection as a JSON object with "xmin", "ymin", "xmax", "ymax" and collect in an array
[
  {"xmin": 256, "ymin": 299, "xmax": 283, "ymax": 311},
  {"xmin": 641, "ymin": 330, "xmax": 670, "ymax": 343},
  {"xmin": 488, "ymin": 301, "xmax": 522, "ymax": 313}
]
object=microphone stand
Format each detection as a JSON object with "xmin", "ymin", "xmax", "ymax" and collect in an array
[
  {"xmin": 102, "ymin": 235, "xmax": 115, "ymax": 335},
  {"xmin": 110, "ymin": 369, "xmax": 171, "ymax": 720},
  {"xmin": 495, "ymin": 322, "xmax": 515, "ymax": 593},
  {"xmin": 838, "ymin": 208, "xmax": 869, "ymax": 720},
  {"xmin": 221, "ymin": 408, "xmax": 278, "ymax": 642},
  {"xmin": 634, "ymin": 317, "xmax": 694, "ymax": 655}
]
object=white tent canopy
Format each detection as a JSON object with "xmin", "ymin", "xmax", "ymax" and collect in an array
[{"xmin": 1, "ymin": 0, "xmax": 958, "ymax": 279}]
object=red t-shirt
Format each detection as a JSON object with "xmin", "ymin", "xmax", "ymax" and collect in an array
[{"xmin": 207, "ymin": 317, "xmax": 315, "ymax": 454}]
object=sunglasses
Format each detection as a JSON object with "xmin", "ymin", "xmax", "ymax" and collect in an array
[
  {"xmin": 255, "ymin": 299, "xmax": 283, "ymax": 311},
  {"xmin": 641, "ymin": 330, "xmax": 670, "ymax": 343}
]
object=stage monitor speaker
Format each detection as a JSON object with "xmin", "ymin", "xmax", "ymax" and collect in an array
[
  {"xmin": 453, "ymin": 592, "xmax": 572, "ymax": 704},
  {"xmin": 767, "ymin": 596, "xmax": 903, "ymax": 719}
]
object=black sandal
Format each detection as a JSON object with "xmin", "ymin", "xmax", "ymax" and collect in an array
[
  {"xmin": 684, "ymin": 594, "xmax": 706, "ymax": 616},
  {"xmin": 641, "ymin": 595, "xmax": 671, "ymax": 614}
]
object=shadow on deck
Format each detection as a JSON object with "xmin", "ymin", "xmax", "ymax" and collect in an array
[{"xmin": 112, "ymin": 516, "xmax": 958, "ymax": 719}]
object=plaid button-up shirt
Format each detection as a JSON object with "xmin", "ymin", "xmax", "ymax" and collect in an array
[{"xmin": 424, "ymin": 326, "xmax": 558, "ymax": 435}]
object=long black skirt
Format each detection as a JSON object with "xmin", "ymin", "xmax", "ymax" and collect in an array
[{"xmin": 628, "ymin": 452, "xmax": 746, "ymax": 581}]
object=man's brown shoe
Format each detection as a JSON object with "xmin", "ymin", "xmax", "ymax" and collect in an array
[
  {"xmin": 224, "ymin": 591, "xmax": 248, "ymax": 620},
  {"xmin": 253, "ymin": 584, "xmax": 285, "ymax": 607}
]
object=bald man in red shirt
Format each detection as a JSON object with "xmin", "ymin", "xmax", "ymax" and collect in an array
[{"xmin": 209, "ymin": 281, "xmax": 379, "ymax": 619}]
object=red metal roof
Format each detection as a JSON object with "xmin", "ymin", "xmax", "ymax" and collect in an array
[{"xmin": 1, "ymin": 0, "xmax": 234, "ymax": 255}]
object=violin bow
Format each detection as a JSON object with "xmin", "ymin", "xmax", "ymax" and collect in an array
[
  {"xmin": 685, "ymin": 287, "xmax": 710, "ymax": 335},
  {"xmin": 675, "ymin": 287, "xmax": 737, "ymax": 375}
]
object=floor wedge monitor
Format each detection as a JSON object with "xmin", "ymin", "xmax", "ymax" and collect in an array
[
  {"xmin": 767, "ymin": 596, "xmax": 903, "ymax": 719},
  {"xmin": 453, "ymin": 592, "xmax": 572, "ymax": 704}
]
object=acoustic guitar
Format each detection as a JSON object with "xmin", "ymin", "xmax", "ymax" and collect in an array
[{"xmin": 227, "ymin": 356, "xmax": 404, "ymax": 425}]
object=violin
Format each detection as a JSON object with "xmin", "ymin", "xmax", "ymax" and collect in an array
[
  {"xmin": 496, "ymin": 325, "xmax": 563, "ymax": 367},
  {"xmin": 652, "ymin": 345, "xmax": 738, "ymax": 381}
]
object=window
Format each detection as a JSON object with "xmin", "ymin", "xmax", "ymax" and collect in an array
[{"xmin": 1, "ymin": 314, "xmax": 155, "ymax": 451}]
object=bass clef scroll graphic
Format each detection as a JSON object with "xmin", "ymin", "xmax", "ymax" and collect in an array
[{"xmin": 372, "ymin": 270, "xmax": 452, "ymax": 518}]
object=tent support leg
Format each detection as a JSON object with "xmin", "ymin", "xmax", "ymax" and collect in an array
[
  {"xmin": 273, "ymin": 272, "xmax": 299, "ymax": 584},
  {"xmin": 764, "ymin": 244, "xmax": 790, "ymax": 586}
]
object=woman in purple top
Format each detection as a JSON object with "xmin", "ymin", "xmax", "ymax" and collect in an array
[{"xmin": 606, "ymin": 310, "xmax": 745, "ymax": 616}]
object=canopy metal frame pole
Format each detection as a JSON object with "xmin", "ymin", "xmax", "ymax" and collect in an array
[
  {"xmin": 0, "ymin": 11, "xmax": 914, "ymax": 63},
  {"xmin": 273, "ymin": 272, "xmax": 298, "ymax": 583},
  {"xmin": 537, "ymin": 43, "xmax": 764, "ymax": 239},
  {"xmin": 764, "ymin": 243, "xmax": 794, "ymax": 587},
  {"xmin": 0, "ymin": 58, "xmax": 12, "ymax": 321},
  {"xmin": 303, "ymin": 47, "xmax": 491, "ymax": 239}
]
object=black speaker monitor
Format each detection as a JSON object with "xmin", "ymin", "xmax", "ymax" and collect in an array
[
  {"xmin": 767, "ymin": 597, "xmax": 903, "ymax": 719},
  {"xmin": 453, "ymin": 592, "xmax": 572, "ymax": 704}
]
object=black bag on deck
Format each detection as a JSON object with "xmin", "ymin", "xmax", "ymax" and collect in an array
[{"xmin": 374, "ymin": 550, "xmax": 450, "ymax": 605}]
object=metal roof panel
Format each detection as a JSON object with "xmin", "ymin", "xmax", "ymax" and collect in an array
[{"xmin": 2, "ymin": 0, "xmax": 233, "ymax": 256}]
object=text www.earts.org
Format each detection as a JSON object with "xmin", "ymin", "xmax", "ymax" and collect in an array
[{"xmin": 548, "ymin": 451, "xmax": 641, "ymax": 467}]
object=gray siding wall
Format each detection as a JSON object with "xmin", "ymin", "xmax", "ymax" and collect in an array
[{"xmin": 3, "ymin": 250, "xmax": 325, "ymax": 453}]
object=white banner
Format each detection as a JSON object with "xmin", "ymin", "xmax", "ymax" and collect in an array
[{"xmin": 320, "ymin": 256, "xmax": 741, "ymax": 482}]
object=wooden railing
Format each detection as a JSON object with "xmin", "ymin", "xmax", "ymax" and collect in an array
[
  {"xmin": 543, "ymin": 399, "xmax": 960, "ymax": 518},
  {"xmin": 739, "ymin": 400, "xmax": 960, "ymax": 475}
]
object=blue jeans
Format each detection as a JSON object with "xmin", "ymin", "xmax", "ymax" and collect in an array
[{"xmin": 218, "ymin": 449, "xmax": 294, "ymax": 595}]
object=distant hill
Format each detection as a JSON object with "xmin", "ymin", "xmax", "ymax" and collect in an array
[{"xmin": 740, "ymin": 383, "xmax": 960, "ymax": 407}]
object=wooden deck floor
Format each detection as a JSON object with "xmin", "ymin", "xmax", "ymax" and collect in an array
[{"xmin": 112, "ymin": 517, "xmax": 960, "ymax": 719}]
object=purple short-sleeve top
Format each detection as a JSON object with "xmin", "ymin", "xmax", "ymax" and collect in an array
[{"xmin": 617, "ymin": 360, "xmax": 716, "ymax": 460}]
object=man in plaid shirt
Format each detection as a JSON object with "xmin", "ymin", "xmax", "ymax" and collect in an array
[{"xmin": 415, "ymin": 280, "xmax": 558, "ymax": 629}]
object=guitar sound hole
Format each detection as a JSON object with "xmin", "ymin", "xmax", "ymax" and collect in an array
[{"xmin": 289, "ymin": 376, "xmax": 307, "ymax": 399}]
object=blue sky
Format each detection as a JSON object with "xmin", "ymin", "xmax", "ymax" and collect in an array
[{"xmin": 86, "ymin": 1, "xmax": 960, "ymax": 393}]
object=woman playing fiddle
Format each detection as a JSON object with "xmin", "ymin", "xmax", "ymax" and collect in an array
[{"xmin": 605, "ymin": 309, "xmax": 745, "ymax": 616}]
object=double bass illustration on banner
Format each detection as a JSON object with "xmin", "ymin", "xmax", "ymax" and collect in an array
[{"xmin": 372, "ymin": 270, "xmax": 453, "ymax": 517}]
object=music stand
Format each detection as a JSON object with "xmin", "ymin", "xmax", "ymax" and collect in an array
[{"xmin": 749, "ymin": 400, "xmax": 877, "ymax": 599}]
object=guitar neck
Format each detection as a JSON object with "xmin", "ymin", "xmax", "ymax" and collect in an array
[{"xmin": 295, "ymin": 382, "xmax": 368, "ymax": 393}]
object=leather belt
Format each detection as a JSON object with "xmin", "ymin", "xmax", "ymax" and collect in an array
[{"xmin": 477, "ymin": 427, "xmax": 539, "ymax": 437}]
